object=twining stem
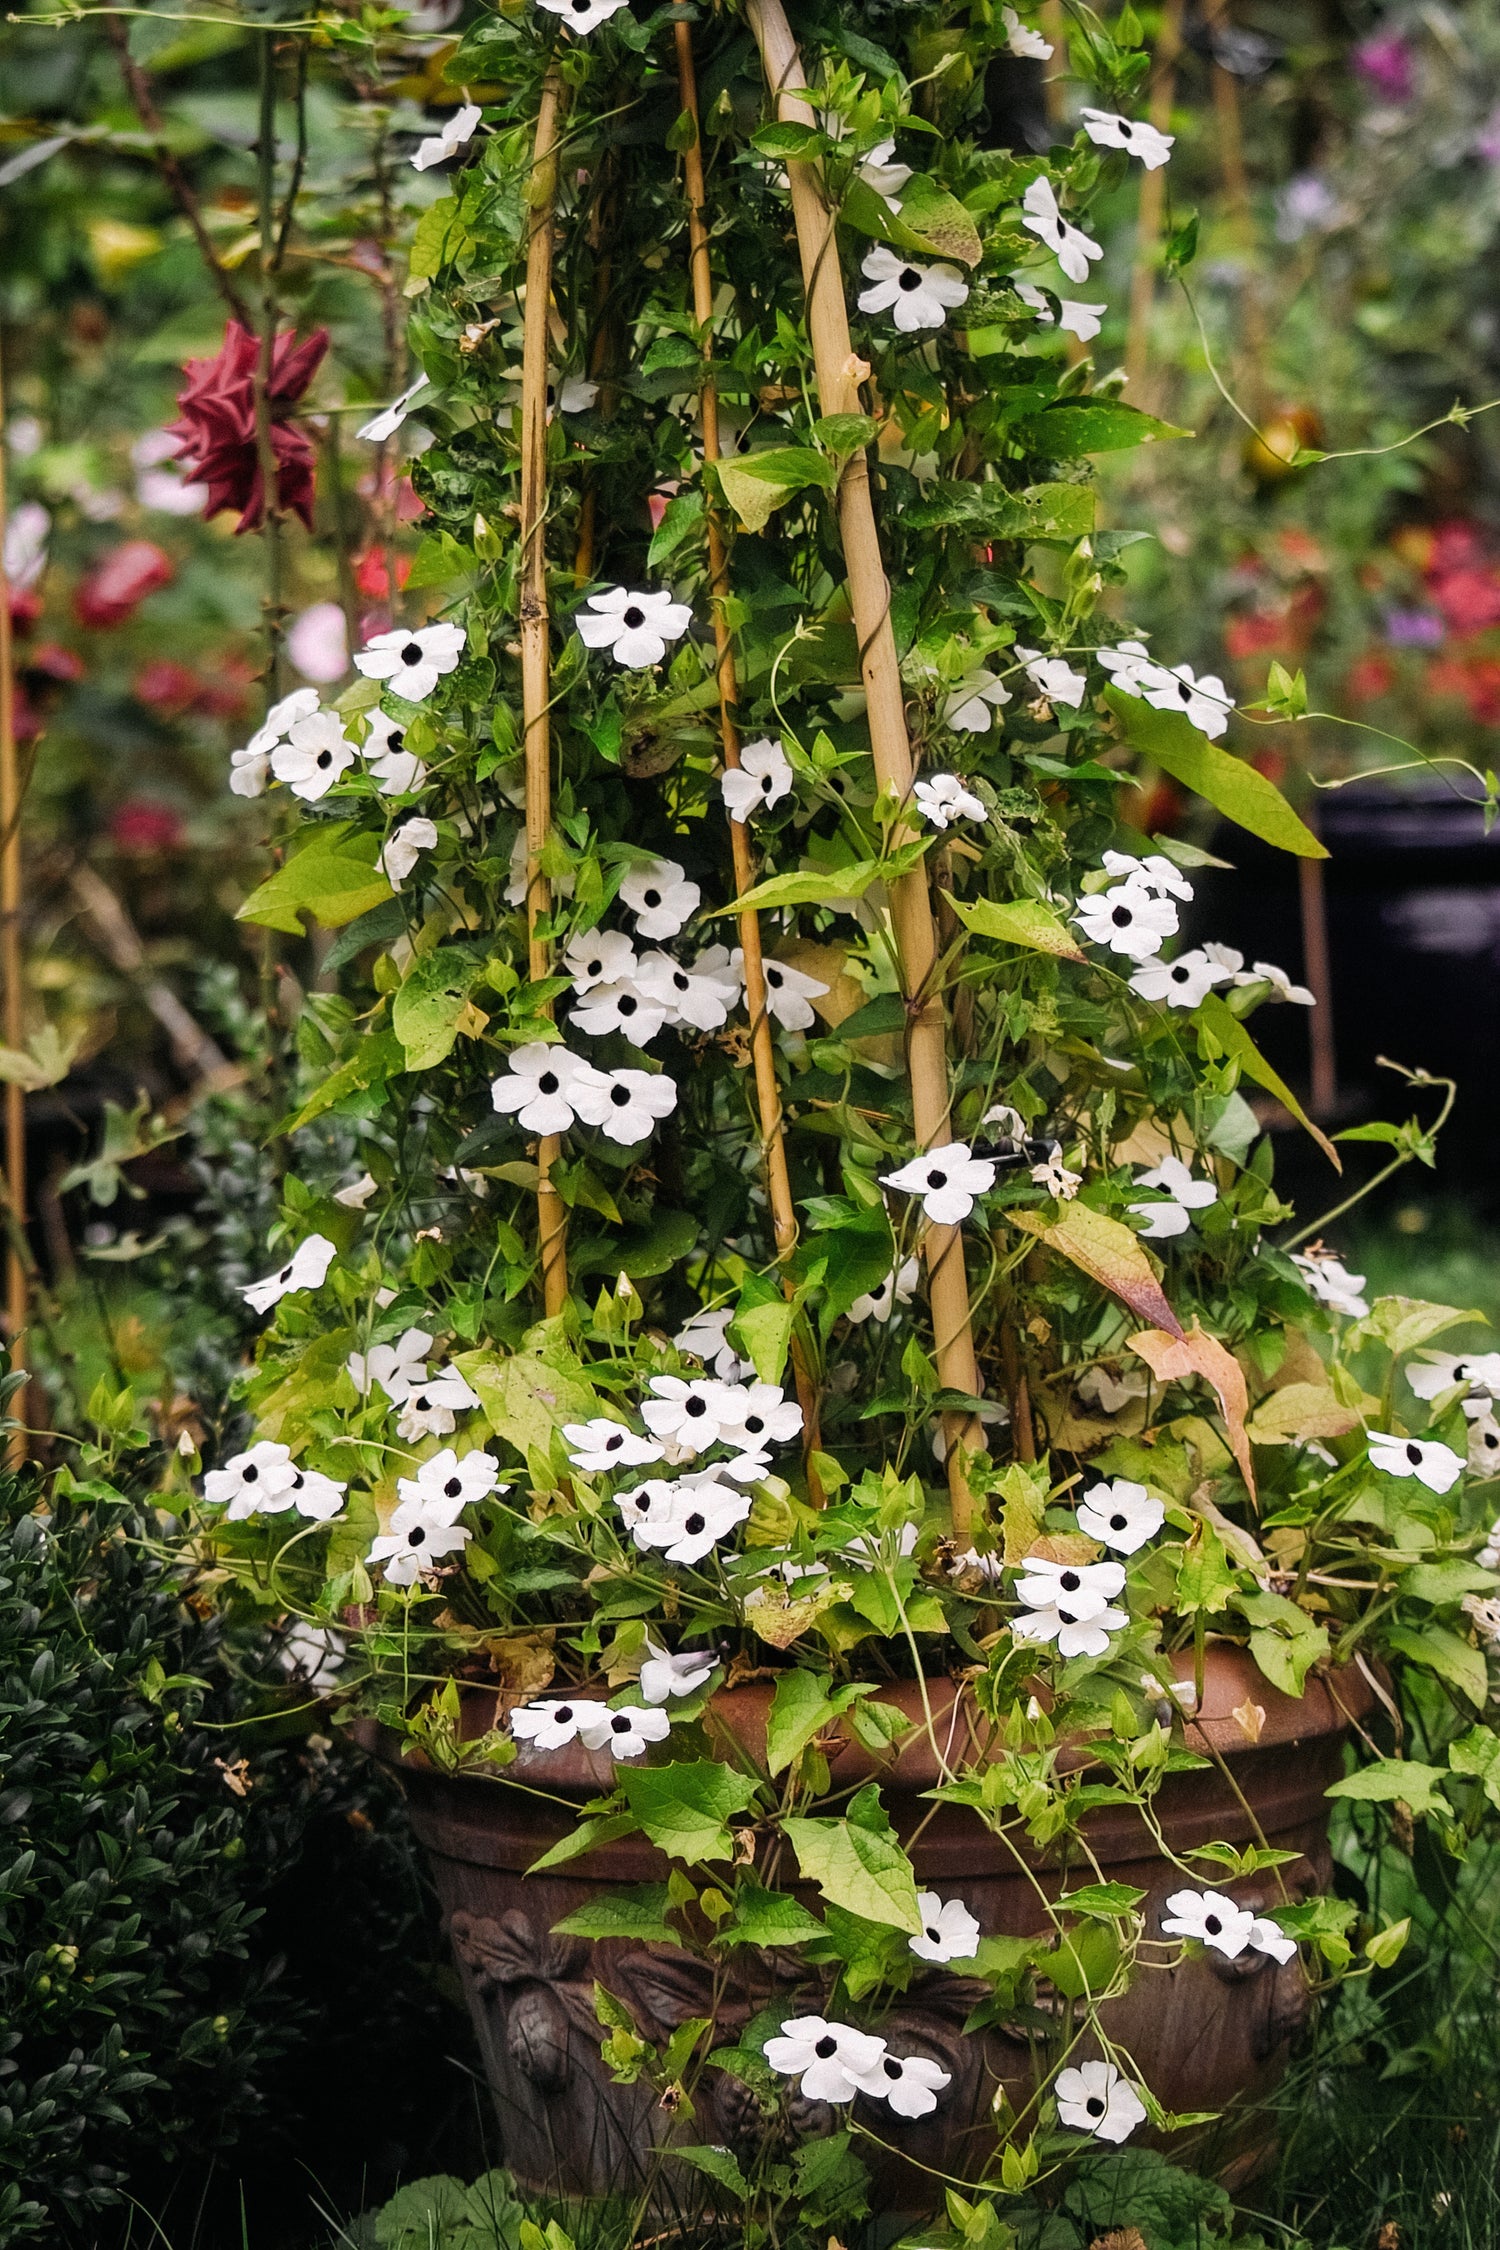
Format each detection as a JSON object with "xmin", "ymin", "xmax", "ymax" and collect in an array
[
  {"xmin": 672, "ymin": 18, "xmax": 823, "ymax": 1475},
  {"xmin": 0, "ymin": 348, "xmax": 27, "ymax": 1462},
  {"xmin": 520, "ymin": 68, "xmax": 570, "ymax": 1318},
  {"xmin": 745, "ymin": 0, "xmax": 982, "ymax": 1534}
]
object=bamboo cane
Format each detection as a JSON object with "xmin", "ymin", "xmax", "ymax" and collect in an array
[
  {"xmin": 745, "ymin": 0, "xmax": 983, "ymax": 1530},
  {"xmin": 672, "ymin": 19, "xmax": 824, "ymax": 1475},
  {"xmin": 520, "ymin": 68, "xmax": 570, "ymax": 1318},
  {"xmin": 0, "ymin": 350, "xmax": 26, "ymax": 1462},
  {"xmin": 1123, "ymin": 0, "xmax": 1184, "ymax": 401}
]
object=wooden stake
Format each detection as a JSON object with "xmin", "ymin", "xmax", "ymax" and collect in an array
[
  {"xmin": 520, "ymin": 68, "xmax": 570, "ymax": 1319},
  {"xmin": 746, "ymin": 0, "xmax": 983, "ymax": 1532},
  {"xmin": 0, "ymin": 352, "xmax": 27, "ymax": 1460},
  {"xmin": 1123, "ymin": 0, "xmax": 1184, "ymax": 401},
  {"xmin": 673, "ymin": 18, "xmax": 823, "ymax": 1477}
]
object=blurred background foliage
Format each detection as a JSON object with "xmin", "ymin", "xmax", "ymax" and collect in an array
[{"xmin": 7, "ymin": 0, "xmax": 1500, "ymax": 2241}]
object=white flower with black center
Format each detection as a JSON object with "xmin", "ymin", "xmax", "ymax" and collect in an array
[
  {"xmin": 910, "ymin": 1891, "xmax": 981, "ymax": 1964},
  {"xmin": 1097, "ymin": 639, "xmax": 1172, "ymax": 698},
  {"xmin": 1101, "ymin": 850, "xmax": 1194, "ymax": 903},
  {"xmin": 1017, "ymin": 646, "xmax": 1088, "ymax": 709},
  {"xmin": 395, "ymin": 1367, "xmax": 481, "ymax": 1443},
  {"xmin": 203, "ymin": 1440, "xmax": 298, "ymax": 1512},
  {"xmin": 1073, "ymin": 881, "xmax": 1179, "ymax": 962},
  {"xmin": 410, "ymin": 104, "xmax": 481, "ymax": 172},
  {"xmin": 354, "ymin": 621, "xmax": 466, "ymax": 703},
  {"xmin": 399, "ymin": 1446, "xmax": 505, "ymax": 1512},
  {"xmin": 1080, "ymin": 107, "xmax": 1174, "ymax": 168},
  {"xmin": 636, "ymin": 950, "xmax": 738, "ymax": 1033},
  {"xmin": 564, "ymin": 927, "xmax": 638, "ymax": 993},
  {"xmin": 582, "ymin": 1066, "xmax": 679, "ymax": 1145},
  {"xmin": 334, "ymin": 1171, "xmax": 379, "ymax": 1210},
  {"xmin": 275, "ymin": 1465, "xmax": 349, "ymax": 1522},
  {"xmin": 243, "ymin": 1233, "xmax": 337, "ymax": 1315},
  {"xmin": 852, "ymin": 2051, "xmax": 952, "ymax": 2118},
  {"xmin": 1014, "ymin": 1555, "xmax": 1125, "ymax": 1620},
  {"xmin": 1291, "ymin": 1247, "xmax": 1369, "ymax": 1318},
  {"xmin": 619, "ymin": 857, "xmax": 700, "ymax": 939},
  {"xmin": 231, "ymin": 687, "xmax": 319, "ymax": 797},
  {"xmin": 639, "ymin": 1640, "xmax": 719, "ymax": 1704},
  {"xmin": 882, "ymin": 1144, "xmax": 997, "ymax": 1227},
  {"xmin": 535, "ymin": 0, "xmax": 630, "ymax": 32},
  {"xmin": 379, "ymin": 816, "xmax": 438, "ymax": 890},
  {"xmin": 637, "ymin": 1475, "xmax": 752, "ymax": 1566},
  {"xmin": 1021, "ymin": 177, "xmax": 1104, "ymax": 285},
  {"xmin": 1055, "ymin": 2061, "xmax": 1147, "ymax": 2143},
  {"xmin": 510, "ymin": 1697, "xmax": 593, "ymax": 1751},
  {"xmin": 1129, "ymin": 947, "xmax": 1237, "ymax": 1009},
  {"xmin": 576, "ymin": 586, "xmax": 693, "ymax": 669},
  {"xmin": 722, "ymin": 737, "xmax": 794, "ymax": 822},
  {"xmin": 1013, "ymin": 1594, "xmax": 1127, "ymax": 1660},
  {"xmin": 848, "ymin": 1256, "xmax": 922, "ymax": 1326},
  {"xmin": 571, "ymin": 975, "xmax": 670, "ymax": 1044},
  {"xmin": 746, "ymin": 954, "xmax": 828, "ymax": 1032},
  {"xmin": 1002, "ymin": 6, "xmax": 1052, "ymax": 56},
  {"xmin": 1031, "ymin": 1149, "xmax": 1082, "ymax": 1198},
  {"xmin": 1130, "ymin": 1153, "xmax": 1218, "ymax": 1239},
  {"xmin": 362, "ymin": 708, "xmax": 428, "ymax": 795},
  {"xmin": 1248, "ymin": 1916, "xmax": 1298, "ymax": 1965},
  {"xmin": 674, "ymin": 1305, "xmax": 755, "ymax": 1382},
  {"xmin": 857, "ymin": 245, "xmax": 970, "ymax": 333},
  {"xmin": 1014, "ymin": 283, "xmax": 1106, "ymax": 340},
  {"xmin": 357, "ymin": 373, "xmax": 432, "ymax": 442},
  {"xmin": 271, "ymin": 710, "xmax": 357, "ymax": 802},
  {"xmin": 943, "ymin": 669, "xmax": 1011, "ymax": 733},
  {"xmin": 642, "ymin": 1375, "xmax": 744, "ymax": 1453},
  {"xmin": 348, "ymin": 1326, "xmax": 431, "ymax": 1402},
  {"xmin": 913, "ymin": 773, "xmax": 986, "ymax": 829},
  {"xmin": 615, "ymin": 1478, "xmax": 678, "ymax": 1545},
  {"xmin": 490, "ymin": 1042, "xmax": 610, "ymax": 1135},
  {"xmin": 765, "ymin": 2017, "xmax": 888, "ymax": 2103},
  {"xmin": 576, "ymin": 1702, "xmax": 674, "ymax": 1759},
  {"xmin": 1237, "ymin": 958, "xmax": 1315, "ymax": 1005},
  {"xmin": 1161, "ymin": 1888, "xmax": 1257, "ymax": 1959},
  {"xmin": 367, "ymin": 1490, "xmax": 471, "ymax": 1586},
  {"xmin": 858, "ymin": 139, "xmax": 914, "ymax": 204},
  {"xmin": 562, "ymin": 1417, "xmax": 662, "ymax": 1474},
  {"xmin": 1076, "ymin": 1477, "xmax": 1165, "ymax": 1555},
  {"xmin": 1368, "ymin": 1430, "xmax": 1465, "ymax": 1496},
  {"xmin": 718, "ymin": 1381, "xmax": 803, "ymax": 1453},
  {"xmin": 1409, "ymin": 1351, "xmax": 1500, "ymax": 1403},
  {"xmin": 1142, "ymin": 661, "xmax": 1234, "ymax": 738}
]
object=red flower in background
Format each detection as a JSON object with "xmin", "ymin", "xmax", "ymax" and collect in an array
[
  {"xmin": 1346, "ymin": 651, "xmax": 1396, "ymax": 702},
  {"xmin": 110, "ymin": 800, "xmax": 185, "ymax": 854},
  {"xmin": 135, "ymin": 659, "xmax": 200, "ymax": 713},
  {"xmin": 354, "ymin": 546, "xmax": 413, "ymax": 600},
  {"xmin": 74, "ymin": 540, "xmax": 174, "ymax": 628},
  {"xmin": 167, "ymin": 319, "xmax": 329, "ymax": 533}
]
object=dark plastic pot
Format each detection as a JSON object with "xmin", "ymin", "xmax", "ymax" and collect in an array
[{"xmin": 361, "ymin": 1646, "xmax": 1371, "ymax": 2209}]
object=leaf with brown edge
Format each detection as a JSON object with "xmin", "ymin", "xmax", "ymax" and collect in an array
[
  {"xmin": 1011, "ymin": 1203, "xmax": 1183, "ymax": 1338},
  {"xmin": 1129, "ymin": 1323, "xmax": 1256, "ymax": 1499}
]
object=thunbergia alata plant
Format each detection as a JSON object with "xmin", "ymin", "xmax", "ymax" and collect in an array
[{"xmin": 174, "ymin": 0, "xmax": 1500, "ymax": 2223}]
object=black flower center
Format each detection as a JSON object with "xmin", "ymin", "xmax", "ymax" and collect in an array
[
  {"xmin": 1170, "ymin": 964, "xmax": 1190, "ymax": 984},
  {"xmin": 611, "ymin": 1714, "xmax": 632, "ymax": 1734},
  {"xmin": 1060, "ymin": 1570, "xmax": 1081, "ymax": 1592},
  {"xmin": 618, "ymin": 995, "xmax": 637, "ymax": 1015},
  {"xmin": 684, "ymin": 1512, "xmax": 705, "ymax": 1535},
  {"xmin": 1406, "ymin": 1443, "xmax": 1423, "ymax": 1465},
  {"xmin": 643, "ymin": 887, "xmax": 661, "ymax": 908},
  {"xmin": 1058, "ymin": 1602, "xmax": 1082, "ymax": 1624},
  {"xmin": 401, "ymin": 641, "xmax": 424, "ymax": 666},
  {"xmin": 928, "ymin": 1169, "xmax": 948, "ymax": 1189},
  {"xmin": 1109, "ymin": 1512, "xmax": 1128, "ymax": 1531},
  {"xmin": 883, "ymin": 2057, "xmax": 902, "ymax": 2079},
  {"xmin": 316, "ymin": 750, "xmax": 332, "ymax": 769},
  {"xmin": 926, "ymin": 1925, "xmax": 941, "ymax": 1943},
  {"xmin": 444, "ymin": 1476, "xmax": 462, "ymax": 1498},
  {"xmin": 1205, "ymin": 1914, "xmax": 1222, "ymax": 1934},
  {"xmin": 611, "ymin": 1085, "xmax": 631, "ymax": 1106},
  {"xmin": 586, "ymin": 957, "xmax": 602, "ymax": 978},
  {"xmin": 279, "ymin": 1263, "xmax": 294, "ymax": 1281},
  {"xmin": 413, "ymin": 1395, "xmax": 430, "ymax": 1410},
  {"xmin": 557, "ymin": 1704, "xmax": 574, "ymax": 1721},
  {"xmin": 686, "ymin": 1396, "xmax": 708, "ymax": 1417},
  {"xmin": 244, "ymin": 1465, "xmax": 259, "ymax": 1483},
  {"xmin": 1111, "ymin": 904, "xmax": 1133, "ymax": 927},
  {"xmin": 898, "ymin": 267, "xmax": 922, "ymax": 291},
  {"xmin": 409, "ymin": 1525, "xmax": 426, "ymax": 1545},
  {"xmin": 766, "ymin": 966, "xmax": 783, "ymax": 986},
  {"xmin": 761, "ymin": 772, "xmax": 774, "ymax": 792},
  {"xmin": 606, "ymin": 1432, "xmax": 624, "ymax": 1452},
  {"xmin": 538, "ymin": 1072, "xmax": 559, "ymax": 1094},
  {"xmin": 814, "ymin": 2037, "xmax": 837, "ymax": 2059},
  {"xmin": 1085, "ymin": 2096, "xmax": 1105, "ymax": 2118},
  {"xmin": 389, "ymin": 729, "xmax": 405, "ymax": 752},
  {"xmin": 1174, "ymin": 680, "xmax": 1191, "ymax": 701},
  {"xmin": 623, "ymin": 607, "xmax": 645, "ymax": 629},
  {"xmin": 744, "ymin": 1414, "xmax": 765, "ymax": 1437},
  {"xmin": 673, "ymin": 971, "xmax": 689, "ymax": 991}
]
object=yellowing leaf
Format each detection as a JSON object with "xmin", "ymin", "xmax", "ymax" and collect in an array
[
  {"xmin": 942, "ymin": 892, "xmax": 1084, "ymax": 960},
  {"xmin": 1245, "ymin": 1382, "xmax": 1362, "ymax": 1446},
  {"xmin": 1011, "ymin": 1202, "xmax": 1182, "ymax": 1337},
  {"xmin": 1129, "ymin": 1322, "xmax": 1256, "ymax": 1498},
  {"xmin": 392, "ymin": 947, "xmax": 480, "ymax": 1071}
]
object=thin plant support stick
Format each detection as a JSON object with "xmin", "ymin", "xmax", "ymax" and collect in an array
[
  {"xmin": 745, "ymin": 0, "xmax": 982, "ymax": 1530},
  {"xmin": 255, "ymin": 32, "xmax": 287, "ymax": 695},
  {"xmin": 0, "ymin": 350, "xmax": 26, "ymax": 1461},
  {"xmin": 521, "ymin": 68, "xmax": 570, "ymax": 1318},
  {"xmin": 1298, "ymin": 846, "xmax": 1337, "ymax": 1116},
  {"xmin": 1123, "ymin": 0, "xmax": 1184, "ymax": 400},
  {"xmin": 673, "ymin": 18, "xmax": 824, "ymax": 1473}
]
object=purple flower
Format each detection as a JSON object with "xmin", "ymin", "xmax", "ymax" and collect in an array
[
  {"xmin": 1476, "ymin": 107, "xmax": 1500, "ymax": 165},
  {"xmin": 1383, "ymin": 607, "xmax": 1444, "ymax": 650},
  {"xmin": 1353, "ymin": 32, "xmax": 1413, "ymax": 104}
]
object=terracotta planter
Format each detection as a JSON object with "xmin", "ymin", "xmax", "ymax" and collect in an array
[{"xmin": 364, "ymin": 1646, "xmax": 1370, "ymax": 2208}]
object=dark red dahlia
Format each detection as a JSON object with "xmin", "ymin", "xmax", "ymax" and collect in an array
[
  {"xmin": 74, "ymin": 541, "xmax": 174, "ymax": 629},
  {"xmin": 167, "ymin": 320, "xmax": 329, "ymax": 533}
]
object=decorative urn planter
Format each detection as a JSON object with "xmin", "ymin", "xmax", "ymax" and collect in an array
[{"xmin": 365, "ymin": 1647, "xmax": 1370, "ymax": 2207}]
